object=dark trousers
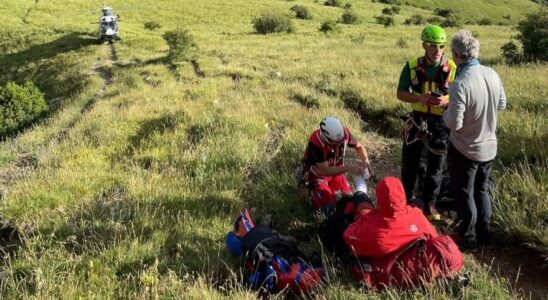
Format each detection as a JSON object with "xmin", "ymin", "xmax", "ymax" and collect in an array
[
  {"xmin": 447, "ymin": 144, "xmax": 493, "ymax": 241},
  {"xmin": 401, "ymin": 113, "xmax": 448, "ymax": 209}
]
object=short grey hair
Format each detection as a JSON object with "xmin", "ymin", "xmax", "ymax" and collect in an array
[{"xmin": 451, "ymin": 30, "xmax": 480, "ymax": 61}]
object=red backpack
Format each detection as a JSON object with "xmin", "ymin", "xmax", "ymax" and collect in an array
[{"xmin": 353, "ymin": 235, "xmax": 464, "ymax": 289}]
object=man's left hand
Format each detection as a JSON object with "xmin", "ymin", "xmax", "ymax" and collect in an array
[{"xmin": 437, "ymin": 96, "xmax": 449, "ymax": 107}]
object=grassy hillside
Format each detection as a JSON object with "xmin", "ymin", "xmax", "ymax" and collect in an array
[
  {"xmin": 0, "ymin": 0, "xmax": 546, "ymax": 298},
  {"xmin": 399, "ymin": 0, "xmax": 539, "ymax": 24}
]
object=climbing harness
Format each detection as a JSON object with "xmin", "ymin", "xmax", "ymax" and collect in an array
[{"xmin": 403, "ymin": 114, "xmax": 447, "ymax": 156}]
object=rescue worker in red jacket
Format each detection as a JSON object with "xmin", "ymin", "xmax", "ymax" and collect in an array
[
  {"xmin": 343, "ymin": 177, "xmax": 464, "ymax": 288},
  {"xmin": 302, "ymin": 116, "xmax": 371, "ymax": 210}
]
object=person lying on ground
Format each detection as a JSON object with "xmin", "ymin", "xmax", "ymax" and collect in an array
[{"xmin": 225, "ymin": 209, "xmax": 324, "ymax": 293}]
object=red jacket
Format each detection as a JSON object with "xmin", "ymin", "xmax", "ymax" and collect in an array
[
  {"xmin": 302, "ymin": 128, "xmax": 357, "ymax": 178},
  {"xmin": 344, "ymin": 177, "xmax": 438, "ymax": 258}
]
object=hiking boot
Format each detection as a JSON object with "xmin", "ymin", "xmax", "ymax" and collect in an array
[
  {"xmin": 451, "ymin": 234, "xmax": 478, "ymax": 252},
  {"xmin": 426, "ymin": 205, "xmax": 442, "ymax": 222},
  {"xmin": 460, "ymin": 239, "xmax": 478, "ymax": 252}
]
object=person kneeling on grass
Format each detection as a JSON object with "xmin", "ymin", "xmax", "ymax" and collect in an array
[
  {"xmin": 298, "ymin": 116, "xmax": 371, "ymax": 212},
  {"xmin": 343, "ymin": 177, "xmax": 464, "ymax": 289},
  {"xmin": 225, "ymin": 209, "xmax": 324, "ymax": 294}
]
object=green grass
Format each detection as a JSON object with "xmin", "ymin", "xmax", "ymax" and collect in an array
[{"xmin": 0, "ymin": 0, "xmax": 545, "ymax": 298}]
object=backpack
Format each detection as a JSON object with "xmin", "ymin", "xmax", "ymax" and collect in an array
[
  {"xmin": 352, "ymin": 235, "xmax": 464, "ymax": 289},
  {"xmin": 226, "ymin": 210, "xmax": 324, "ymax": 294}
]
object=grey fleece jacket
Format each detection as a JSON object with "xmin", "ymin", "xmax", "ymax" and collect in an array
[{"xmin": 443, "ymin": 64, "xmax": 506, "ymax": 162}]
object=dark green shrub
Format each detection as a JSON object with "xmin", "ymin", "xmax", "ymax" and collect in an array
[
  {"xmin": 478, "ymin": 18, "xmax": 493, "ymax": 25},
  {"xmin": 144, "ymin": 21, "xmax": 161, "ymax": 30},
  {"xmin": 434, "ymin": 8, "xmax": 454, "ymax": 18},
  {"xmin": 340, "ymin": 10, "xmax": 361, "ymax": 24},
  {"xmin": 163, "ymin": 28, "xmax": 198, "ymax": 61},
  {"xmin": 404, "ymin": 14, "xmax": 426, "ymax": 25},
  {"xmin": 377, "ymin": 0, "xmax": 399, "ymax": 4},
  {"xmin": 290, "ymin": 5, "xmax": 312, "ymax": 19},
  {"xmin": 319, "ymin": 20, "xmax": 340, "ymax": 33},
  {"xmin": 501, "ymin": 41, "xmax": 523, "ymax": 65},
  {"xmin": 252, "ymin": 13, "xmax": 295, "ymax": 34},
  {"xmin": 0, "ymin": 81, "xmax": 47, "ymax": 137},
  {"xmin": 391, "ymin": 6, "xmax": 401, "ymax": 14},
  {"xmin": 441, "ymin": 15, "xmax": 462, "ymax": 27},
  {"xmin": 426, "ymin": 16, "xmax": 444, "ymax": 25},
  {"xmin": 324, "ymin": 0, "xmax": 342, "ymax": 7},
  {"xmin": 382, "ymin": 7, "xmax": 395, "ymax": 15},
  {"xmin": 376, "ymin": 15, "xmax": 395, "ymax": 27},
  {"xmin": 517, "ymin": 8, "xmax": 548, "ymax": 62},
  {"xmin": 344, "ymin": 3, "xmax": 352, "ymax": 9}
]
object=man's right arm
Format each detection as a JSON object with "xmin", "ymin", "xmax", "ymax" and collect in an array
[
  {"xmin": 313, "ymin": 162, "xmax": 347, "ymax": 177},
  {"xmin": 313, "ymin": 161, "xmax": 363, "ymax": 177}
]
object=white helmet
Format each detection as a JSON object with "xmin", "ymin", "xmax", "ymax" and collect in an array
[{"xmin": 319, "ymin": 116, "xmax": 345, "ymax": 144}]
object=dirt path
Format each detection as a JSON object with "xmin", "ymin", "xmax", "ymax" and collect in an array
[
  {"xmin": 90, "ymin": 43, "xmax": 117, "ymax": 98},
  {"xmin": 474, "ymin": 246, "xmax": 548, "ymax": 300}
]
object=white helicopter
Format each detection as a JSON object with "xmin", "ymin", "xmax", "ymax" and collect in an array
[{"xmin": 98, "ymin": 6, "xmax": 120, "ymax": 43}]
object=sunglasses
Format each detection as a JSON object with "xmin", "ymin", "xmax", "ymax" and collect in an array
[{"xmin": 425, "ymin": 42, "xmax": 445, "ymax": 50}]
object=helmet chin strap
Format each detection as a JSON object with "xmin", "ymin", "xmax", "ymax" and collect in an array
[{"xmin": 319, "ymin": 131, "xmax": 330, "ymax": 144}]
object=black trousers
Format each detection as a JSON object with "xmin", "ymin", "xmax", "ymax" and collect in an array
[
  {"xmin": 401, "ymin": 112, "xmax": 448, "ymax": 209},
  {"xmin": 447, "ymin": 144, "xmax": 493, "ymax": 241}
]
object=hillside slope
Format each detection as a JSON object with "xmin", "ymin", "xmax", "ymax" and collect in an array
[{"xmin": 0, "ymin": 0, "xmax": 546, "ymax": 298}]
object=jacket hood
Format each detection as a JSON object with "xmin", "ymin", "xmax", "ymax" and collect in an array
[{"xmin": 376, "ymin": 177, "xmax": 407, "ymax": 218}]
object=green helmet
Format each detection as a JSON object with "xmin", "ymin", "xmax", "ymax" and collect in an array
[{"xmin": 421, "ymin": 25, "xmax": 446, "ymax": 44}]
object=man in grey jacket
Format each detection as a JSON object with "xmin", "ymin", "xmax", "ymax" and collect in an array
[{"xmin": 443, "ymin": 30, "xmax": 506, "ymax": 250}]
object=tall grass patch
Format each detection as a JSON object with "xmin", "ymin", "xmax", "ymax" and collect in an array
[{"xmin": 493, "ymin": 161, "xmax": 548, "ymax": 254}]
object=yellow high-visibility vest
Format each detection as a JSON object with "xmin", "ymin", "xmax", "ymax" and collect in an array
[{"xmin": 408, "ymin": 56, "xmax": 456, "ymax": 116}]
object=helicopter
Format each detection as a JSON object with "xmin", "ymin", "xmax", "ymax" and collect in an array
[{"xmin": 98, "ymin": 6, "xmax": 120, "ymax": 43}]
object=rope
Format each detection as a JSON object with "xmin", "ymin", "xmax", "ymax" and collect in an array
[{"xmin": 403, "ymin": 114, "xmax": 447, "ymax": 156}]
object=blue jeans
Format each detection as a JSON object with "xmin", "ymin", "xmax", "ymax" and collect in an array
[{"xmin": 447, "ymin": 144, "xmax": 493, "ymax": 242}]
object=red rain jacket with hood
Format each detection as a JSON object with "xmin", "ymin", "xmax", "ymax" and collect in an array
[
  {"xmin": 344, "ymin": 177, "xmax": 438, "ymax": 258},
  {"xmin": 343, "ymin": 177, "xmax": 463, "ymax": 289}
]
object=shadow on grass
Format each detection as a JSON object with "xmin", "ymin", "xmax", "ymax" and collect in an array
[
  {"xmin": 339, "ymin": 89, "xmax": 406, "ymax": 138},
  {"xmin": 0, "ymin": 32, "xmax": 97, "ymax": 100},
  {"xmin": 123, "ymin": 112, "xmax": 188, "ymax": 157},
  {"xmin": 0, "ymin": 32, "xmax": 97, "ymax": 68}
]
